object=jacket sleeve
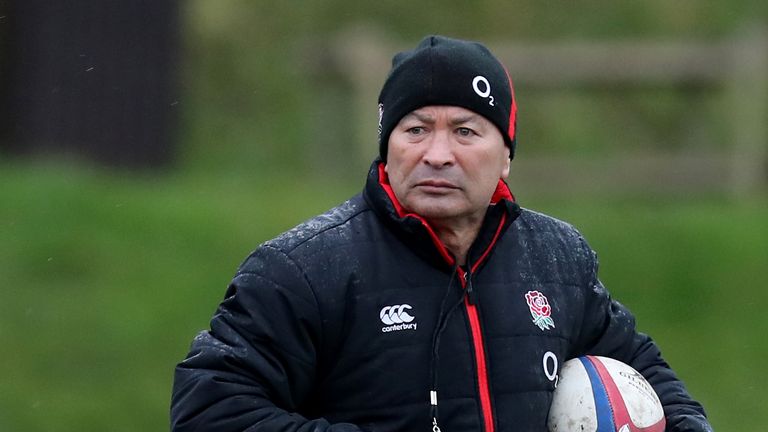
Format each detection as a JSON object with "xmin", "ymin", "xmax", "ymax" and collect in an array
[
  {"xmin": 171, "ymin": 245, "xmax": 363, "ymax": 432},
  {"xmin": 574, "ymin": 242, "xmax": 713, "ymax": 432}
]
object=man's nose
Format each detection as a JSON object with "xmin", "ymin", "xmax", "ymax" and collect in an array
[{"xmin": 422, "ymin": 131, "xmax": 455, "ymax": 167}]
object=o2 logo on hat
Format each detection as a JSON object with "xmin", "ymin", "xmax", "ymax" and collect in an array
[{"xmin": 472, "ymin": 76, "xmax": 495, "ymax": 106}]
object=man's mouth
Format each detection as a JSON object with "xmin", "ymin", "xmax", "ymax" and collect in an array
[{"xmin": 415, "ymin": 180, "xmax": 459, "ymax": 192}]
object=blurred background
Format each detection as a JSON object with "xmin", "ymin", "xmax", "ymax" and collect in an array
[{"xmin": 1, "ymin": 1, "xmax": 766, "ymax": 430}]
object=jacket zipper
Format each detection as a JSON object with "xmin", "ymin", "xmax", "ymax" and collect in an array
[
  {"xmin": 377, "ymin": 164, "xmax": 511, "ymax": 431},
  {"xmin": 460, "ymin": 211, "xmax": 506, "ymax": 432},
  {"xmin": 460, "ymin": 270, "xmax": 495, "ymax": 432}
]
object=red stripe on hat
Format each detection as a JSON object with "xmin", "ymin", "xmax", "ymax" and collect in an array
[
  {"xmin": 586, "ymin": 356, "xmax": 636, "ymax": 431},
  {"xmin": 503, "ymin": 67, "xmax": 517, "ymax": 143}
]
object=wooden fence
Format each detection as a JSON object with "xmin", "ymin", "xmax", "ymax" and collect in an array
[{"xmin": 321, "ymin": 25, "xmax": 767, "ymax": 199}]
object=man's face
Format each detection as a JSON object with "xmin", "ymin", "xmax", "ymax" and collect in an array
[{"xmin": 385, "ymin": 105, "xmax": 510, "ymax": 225}]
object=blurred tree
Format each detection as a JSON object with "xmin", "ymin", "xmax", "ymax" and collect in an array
[{"xmin": 0, "ymin": 0, "xmax": 180, "ymax": 168}]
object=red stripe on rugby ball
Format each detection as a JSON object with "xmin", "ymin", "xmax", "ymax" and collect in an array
[{"xmin": 586, "ymin": 356, "xmax": 636, "ymax": 431}]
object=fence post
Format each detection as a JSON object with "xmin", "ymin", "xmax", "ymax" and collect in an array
[
  {"xmin": 725, "ymin": 25, "xmax": 768, "ymax": 198},
  {"xmin": 329, "ymin": 26, "xmax": 396, "ymax": 169}
]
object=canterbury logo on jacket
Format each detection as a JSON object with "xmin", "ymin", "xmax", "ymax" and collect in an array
[{"xmin": 171, "ymin": 160, "xmax": 711, "ymax": 432}]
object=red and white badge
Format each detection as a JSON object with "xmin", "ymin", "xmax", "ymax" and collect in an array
[{"xmin": 525, "ymin": 290, "xmax": 555, "ymax": 331}]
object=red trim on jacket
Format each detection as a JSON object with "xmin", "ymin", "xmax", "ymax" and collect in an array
[
  {"xmin": 377, "ymin": 161, "xmax": 512, "ymax": 432},
  {"xmin": 490, "ymin": 177, "xmax": 514, "ymax": 204},
  {"xmin": 465, "ymin": 299, "xmax": 494, "ymax": 432},
  {"xmin": 472, "ymin": 211, "xmax": 507, "ymax": 275},
  {"xmin": 465, "ymin": 211, "xmax": 507, "ymax": 432},
  {"xmin": 377, "ymin": 163, "xmax": 456, "ymax": 266}
]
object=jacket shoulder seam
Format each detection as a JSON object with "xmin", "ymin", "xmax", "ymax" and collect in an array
[
  {"xmin": 237, "ymin": 245, "xmax": 327, "ymax": 353},
  {"xmin": 277, "ymin": 206, "xmax": 372, "ymax": 254}
]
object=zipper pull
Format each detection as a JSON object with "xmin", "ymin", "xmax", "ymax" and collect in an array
[
  {"xmin": 432, "ymin": 417, "xmax": 442, "ymax": 432},
  {"xmin": 430, "ymin": 391, "xmax": 441, "ymax": 432},
  {"xmin": 464, "ymin": 271, "xmax": 478, "ymax": 304}
]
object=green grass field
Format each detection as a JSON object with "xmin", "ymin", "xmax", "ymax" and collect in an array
[{"xmin": 1, "ymin": 159, "xmax": 764, "ymax": 431}]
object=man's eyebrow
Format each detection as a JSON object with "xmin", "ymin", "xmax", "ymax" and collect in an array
[
  {"xmin": 449, "ymin": 114, "xmax": 480, "ymax": 126},
  {"xmin": 403, "ymin": 111, "xmax": 480, "ymax": 125},
  {"xmin": 403, "ymin": 111, "xmax": 435, "ymax": 123}
]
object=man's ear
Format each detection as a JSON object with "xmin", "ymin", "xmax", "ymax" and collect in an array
[{"xmin": 501, "ymin": 147, "xmax": 511, "ymax": 178}]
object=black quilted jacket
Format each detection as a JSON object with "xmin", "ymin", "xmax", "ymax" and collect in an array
[{"xmin": 171, "ymin": 161, "xmax": 711, "ymax": 431}]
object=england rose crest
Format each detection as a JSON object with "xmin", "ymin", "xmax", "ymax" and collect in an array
[{"xmin": 525, "ymin": 290, "xmax": 555, "ymax": 331}]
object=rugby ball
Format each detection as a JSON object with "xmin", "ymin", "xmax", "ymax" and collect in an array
[{"xmin": 548, "ymin": 356, "xmax": 666, "ymax": 432}]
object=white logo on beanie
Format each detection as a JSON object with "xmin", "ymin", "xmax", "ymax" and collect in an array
[
  {"xmin": 377, "ymin": 103, "xmax": 384, "ymax": 139},
  {"xmin": 472, "ymin": 76, "xmax": 495, "ymax": 106}
]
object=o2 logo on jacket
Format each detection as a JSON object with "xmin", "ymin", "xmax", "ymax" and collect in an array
[
  {"xmin": 543, "ymin": 351, "xmax": 559, "ymax": 388},
  {"xmin": 380, "ymin": 304, "xmax": 417, "ymax": 333}
]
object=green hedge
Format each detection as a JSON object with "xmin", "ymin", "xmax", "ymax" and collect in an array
[{"xmin": 1, "ymin": 160, "xmax": 764, "ymax": 431}]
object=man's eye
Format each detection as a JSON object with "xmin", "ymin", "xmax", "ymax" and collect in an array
[
  {"xmin": 457, "ymin": 127, "xmax": 474, "ymax": 137},
  {"xmin": 408, "ymin": 127, "xmax": 425, "ymax": 135}
]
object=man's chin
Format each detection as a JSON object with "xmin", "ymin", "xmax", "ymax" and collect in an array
[{"xmin": 405, "ymin": 202, "xmax": 462, "ymax": 221}]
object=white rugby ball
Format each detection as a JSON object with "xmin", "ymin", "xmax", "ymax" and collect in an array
[{"xmin": 548, "ymin": 355, "xmax": 666, "ymax": 432}]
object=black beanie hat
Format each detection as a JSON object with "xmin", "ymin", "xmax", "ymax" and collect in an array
[{"xmin": 377, "ymin": 35, "xmax": 517, "ymax": 161}]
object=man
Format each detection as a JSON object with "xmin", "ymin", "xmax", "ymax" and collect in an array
[{"xmin": 171, "ymin": 35, "xmax": 712, "ymax": 431}]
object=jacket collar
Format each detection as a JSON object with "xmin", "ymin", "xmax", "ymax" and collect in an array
[{"xmin": 363, "ymin": 159, "xmax": 521, "ymax": 272}]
